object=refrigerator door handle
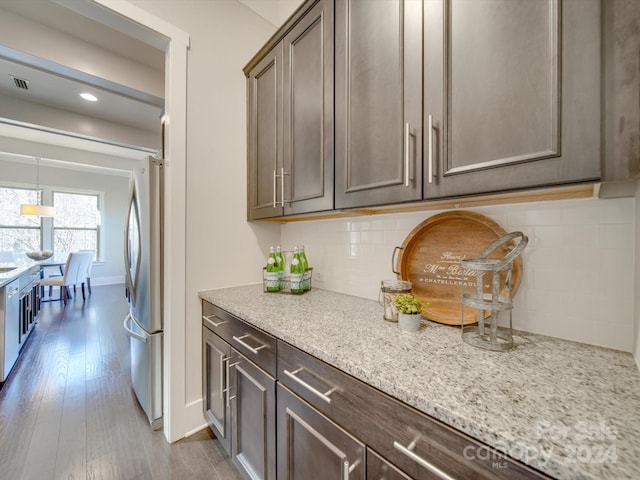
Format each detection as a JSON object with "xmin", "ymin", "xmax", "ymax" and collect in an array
[{"xmin": 124, "ymin": 313, "xmax": 148, "ymax": 343}]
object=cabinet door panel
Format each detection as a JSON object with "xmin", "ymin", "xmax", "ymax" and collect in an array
[
  {"xmin": 449, "ymin": 0, "xmax": 558, "ymax": 171},
  {"xmin": 248, "ymin": 45, "xmax": 283, "ymax": 219},
  {"xmin": 231, "ymin": 352, "xmax": 276, "ymax": 480},
  {"xmin": 277, "ymin": 384, "xmax": 365, "ymax": 480},
  {"xmin": 202, "ymin": 326, "xmax": 231, "ymax": 455},
  {"xmin": 424, "ymin": 0, "xmax": 600, "ymax": 197},
  {"xmin": 284, "ymin": 0, "xmax": 334, "ymax": 215},
  {"xmin": 336, "ymin": 0, "xmax": 422, "ymax": 209}
]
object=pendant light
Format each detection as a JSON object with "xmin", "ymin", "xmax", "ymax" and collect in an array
[{"xmin": 20, "ymin": 157, "xmax": 54, "ymax": 217}]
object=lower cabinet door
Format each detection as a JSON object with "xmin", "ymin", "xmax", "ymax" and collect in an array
[
  {"xmin": 230, "ymin": 350, "xmax": 276, "ymax": 480},
  {"xmin": 367, "ymin": 448, "xmax": 413, "ymax": 480},
  {"xmin": 277, "ymin": 384, "xmax": 365, "ymax": 480},
  {"xmin": 202, "ymin": 326, "xmax": 232, "ymax": 455}
]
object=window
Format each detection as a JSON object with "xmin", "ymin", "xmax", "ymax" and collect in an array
[
  {"xmin": 0, "ymin": 186, "xmax": 42, "ymax": 253},
  {"xmin": 53, "ymin": 192, "xmax": 100, "ymax": 256}
]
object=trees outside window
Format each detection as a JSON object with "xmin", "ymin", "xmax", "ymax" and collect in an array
[
  {"xmin": 53, "ymin": 192, "xmax": 100, "ymax": 258},
  {"xmin": 0, "ymin": 187, "xmax": 42, "ymax": 253}
]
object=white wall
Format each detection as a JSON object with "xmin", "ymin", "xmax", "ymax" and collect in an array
[
  {"xmin": 128, "ymin": 0, "xmax": 280, "ymax": 434},
  {"xmin": 237, "ymin": 0, "xmax": 304, "ymax": 26},
  {"xmin": 282, "ymin": 196, "xmax": 636, "ymax": 352},
  {"xmin": 0, "ymin": 157, "xmax": 129, "ymax": 283}
]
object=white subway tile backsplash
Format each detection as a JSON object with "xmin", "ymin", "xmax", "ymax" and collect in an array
[
  {"xmin": 281, "ymin": 197, "xmax": 635, "ymax": 352},
  {"xmin": 596, "ymin": 223, "xmax": 634, "ymax": 249},
  {"xmin": 507, "ymin": 208, "xmax": 563, "ymax": 226},
  {"xmin": 599, "ymin": 198, "xmax": 634, "ymax": 224},
  {"xmin": 534, "ymin": 225, "xmax": 597, "ymax": 248},
  {"xmin": 563, "ymin": 205, "xmax": 600, "ymax": 225},
  {"xmin": 360, "ymin": 231, "xmax": 385, "ymax": 244}
]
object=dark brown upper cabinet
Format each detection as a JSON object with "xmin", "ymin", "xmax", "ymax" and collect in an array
[
  {"xmin": 423, "ymin": 0, "xmax": 602, "ymax": 198},
  {"xmin": 334, "ymin": 0, "xmax": 423, "ymax": 209},
  {"xmin": 246, "ymin": 0, "xmax": 334, "ymax": 220}
]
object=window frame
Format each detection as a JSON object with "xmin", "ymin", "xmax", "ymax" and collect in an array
[
  {"xmin": 0, "ymin": 185, "xmax": 44, "ymax": 253},
  {"xmin": 52, "ymin": 189, "xmax": 103, "ymax": 260},
  {"xmin": 0, "ymin": 182, "xmax": 105, "ymax": 261}
]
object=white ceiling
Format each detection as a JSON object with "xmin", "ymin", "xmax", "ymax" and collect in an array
[
  {"xmin": 0, "ymin": 0, "xmax": 164, "ymax": 71},
  {"xmin": 0, "ymin": 57, "xmax": 162, "ymax": 131},
  {"xmin": 0, "ymin": 0, "xmax": 164, "ymax": 162}
]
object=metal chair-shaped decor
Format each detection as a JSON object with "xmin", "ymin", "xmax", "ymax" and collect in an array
[
  {"xmin": 460, "ymin": 232, "xmax": 528, "ymax": 351},
  {"xmin": 39, "ymin": 252, "xmax": 85, "ymax": 305}
]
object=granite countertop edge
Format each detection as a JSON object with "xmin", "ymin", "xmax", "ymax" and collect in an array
[{"xmin": 198, "ymin": 284, "xmax": 640, "ymax": 480}]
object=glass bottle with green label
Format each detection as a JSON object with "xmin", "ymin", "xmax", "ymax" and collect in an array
[
  {"xmin": 290, "ymin": 246, "xmax": 304, "ymax": 294},
  {"xmin": 265, "ymin": 246, "xmax": 280, "ymax": 292},
  {"xmin": 299, "ymin": 245, "xmax": 310, "ymax": 291},
  {"xmin": 275, "ymin": 245, "xmax": 285, "ymax": 289}
]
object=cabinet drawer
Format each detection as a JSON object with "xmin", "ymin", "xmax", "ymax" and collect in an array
[
  {"xmin": 202, "ymin": 301, "xmax": 276, "ymax": 376},
  {"xmin": 367, "ymin": 448, "xmax": 412, "ymax": 480},
  {"xmin": 277, "ymin": 340, "xmax": 549, "ymax": 480}
]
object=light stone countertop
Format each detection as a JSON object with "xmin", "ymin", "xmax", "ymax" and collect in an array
[
  {"xmin": 0, "ymin": 263, "xmax": 38, "ymax": 288},
  {"xmin": 199, "ymin": 284, "xmax": 640, "ymax": 480}
]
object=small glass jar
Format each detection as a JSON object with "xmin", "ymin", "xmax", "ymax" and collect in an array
[{"xmin": 379, "ymin": 280, "xmax": 412, "ymax": 322}]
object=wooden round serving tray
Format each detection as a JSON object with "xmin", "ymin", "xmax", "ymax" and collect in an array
[{"xmin": 395, "ymin": 210, "xmax": 523, "ymax": 326}]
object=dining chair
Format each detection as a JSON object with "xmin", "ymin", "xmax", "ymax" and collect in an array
[
  {"xmin": 79, "ymin": 249, "xmax": 95, "ymax": 295},
  {"xmin": 39, "ymin": 252, "xmax": 85, "ymax": 305}
]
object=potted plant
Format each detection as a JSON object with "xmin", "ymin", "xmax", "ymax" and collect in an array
[{"xmin": 395, "ymin": 293, "xmax": 426, "ymax": 332}]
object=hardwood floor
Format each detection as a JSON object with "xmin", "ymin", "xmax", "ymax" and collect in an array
[{"xmin": 0, "ymin": 284, "xmax": 242, "ymax": 480}]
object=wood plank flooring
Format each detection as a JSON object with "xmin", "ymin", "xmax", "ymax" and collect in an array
[{"xmin": 0, "ymin": 284, "xmax": 242, "ymax": 480}]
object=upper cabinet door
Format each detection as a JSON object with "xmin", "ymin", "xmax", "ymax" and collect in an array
[
  {"xmin": 283, "ymin": 0, "xmax": 335, "ymax": 216},
  {"xmin": 247, "ymin": 45, "xmax": 284, "ymax": 220},
  {"xmin": 335, "ymin": 0, "xmax": 423, "ymax": 209},
  {"xmin": 424, "ymin": 0, "xmax": 601, "ymax": 198}
]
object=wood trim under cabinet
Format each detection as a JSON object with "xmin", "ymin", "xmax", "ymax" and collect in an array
[{"xmin": 255, "ymin": 183, "xmax": 596, "ymax": 223}]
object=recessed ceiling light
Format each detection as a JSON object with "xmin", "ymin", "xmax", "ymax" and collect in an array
[{"xmin": 80, "ymin": 93, "xmax": 98, "ymax": 102}]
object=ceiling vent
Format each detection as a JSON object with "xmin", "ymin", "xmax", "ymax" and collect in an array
[{"xmin": 9, "ymin": 75, "xmax": 30, "ymax": 90}]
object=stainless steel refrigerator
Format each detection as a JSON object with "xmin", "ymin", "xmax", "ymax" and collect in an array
[{"xmin": 123, "ymin": 156, "xmax": 164, "ymax": 430}]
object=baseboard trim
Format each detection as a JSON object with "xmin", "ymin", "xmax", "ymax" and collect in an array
[{"xmin": 177, "ymin": 398, "xmax": 207, "ymax": 441}]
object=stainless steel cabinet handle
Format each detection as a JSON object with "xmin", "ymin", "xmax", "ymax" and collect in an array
[
  {"xmin": 393, "ymin": 440, "xmax": 456, "ymax": 480},
  {"xmin": 202, "ymin": 314, "xmax": 227, "ymax": 328},
  {"xmin": 232, "ymin": 334, "xmax": 267, "ymax": 354},
  {"xmin": 225, "ymin": 360, "xmax": 240, "ymax": 407},
  {"xmin": 220, "ymin": 356, "xmax": 229, "ymax": 400},
  {"xmin": 273, "ymin": 168, "xmax": 289, "ymax": 207},
  {"xmin": 342, "ymin": 459, "xmax": 360, "ymax": 479},
  {"xmin": 281, "ymin": 167, "xmax": 286, "ymax": 206},
  {"xmin": 273, "ymin": 169, "xmax": 277, "ymax": 208},
  {"xmin": 284, "ymin": 368, "xmax": 337, "ymax": 404},
  {"xmin": 427, "ymin": 114, "xmax": 435, "ymax": 184},
  {"xmin": 404, "ymin": 122, "xmax": 411, "ymax": 187}
]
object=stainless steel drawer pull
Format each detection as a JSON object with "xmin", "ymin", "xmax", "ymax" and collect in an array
[
  {"xmin": 232, "ymin": 334, "xmax": 268, "ymax": 354},
  {"xmin": 202, "ymin": 314, "xmax": 227, "ymax": 328},
  {"xmin": 393, "ymin": 440, "xmax": 456, "ymax": 480},
  {"xmin": 284, "ymin": 368, "xmax": 336, "ymax": 404}
]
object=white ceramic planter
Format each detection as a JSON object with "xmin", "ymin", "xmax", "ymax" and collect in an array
[{"xmin": 398, "ymin": 313, "xmax": 422, "ymax": 332}]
